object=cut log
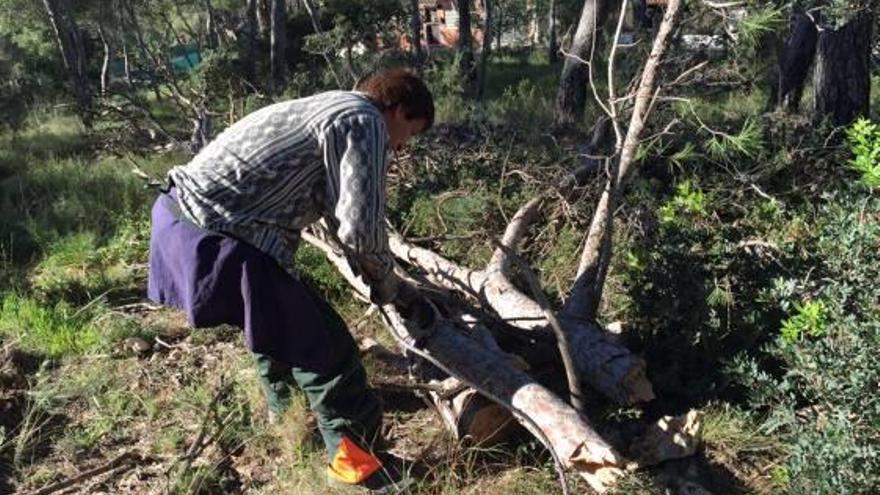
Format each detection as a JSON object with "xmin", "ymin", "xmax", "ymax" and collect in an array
[
  {"xmin": 432, "ymin": 387, "xmax": 517, "ymax": 446},
  {"xmin": 303, "ymin": 232, "xmax": 625, "ymax": 493}
]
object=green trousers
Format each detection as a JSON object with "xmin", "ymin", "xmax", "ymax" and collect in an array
[{"xmin": 252, "ymin": 311, "xmax": 382, "ymax": 460}]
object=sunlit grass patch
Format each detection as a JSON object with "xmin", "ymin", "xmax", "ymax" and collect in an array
[
  {"xmin": 30, "ymin": 218, "xmax": 150, "ymax": 305},
  {"xmin": 0, "ymin": 294, "xmax": 100, "ymax": 357}
]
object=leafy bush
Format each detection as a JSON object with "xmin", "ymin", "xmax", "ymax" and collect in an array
[
  {"xmin": 730, "ymin": 189, "xmax": 880, "ymax": 494},
  {"xmin": 658, "ymin": 180, "xmax": 708, "ymax": 225},
  {"xmin": 779, "ymin": 300, "xmax": 826, "ymax": 343},
  {"xmin": 845, "ymin": 118, "xmax": 880, "ymax": 189}
]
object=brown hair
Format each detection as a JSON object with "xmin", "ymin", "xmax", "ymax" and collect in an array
[{"xmin": 355, "ymin": 68, "xmax": 435, "ymax": 131}]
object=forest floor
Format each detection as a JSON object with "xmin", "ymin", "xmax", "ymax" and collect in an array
[{"xmin": 0, "ymin": 304, "xmax": 775, "ymax": 495}]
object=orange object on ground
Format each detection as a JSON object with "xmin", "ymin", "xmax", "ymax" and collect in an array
[{"xmin": 327, "ymin": 436, "xmax": 383, "ymax": 484}]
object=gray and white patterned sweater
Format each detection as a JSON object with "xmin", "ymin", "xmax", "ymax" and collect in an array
[{"xmin": 168, "ymin": 90, "xmax": 395, "ymax": 289}]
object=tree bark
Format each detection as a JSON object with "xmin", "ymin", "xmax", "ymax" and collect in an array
[
  {"xmin": 813, "ymin": 14, "xmax": 873, "ymax": 126},
  {"xmin": 408, "ymin": 0, "xmax": 423, "ymax": 64},
  {"xmin": 567, "ymin": 0, "xmax": 682, "ymax": 320},
  {"xmin": 42, "ymin": 0, "xmax": 91, "ymax": 122},
  {"xmin": 457, "ymin": 0, "xmax": 476, "ymax": 96},
  {"xmin": 204, "ymin": 0, "xmax": 220, "ymax": 48},
  {"xmin": 770, "ymin": 12, "xmax": 818, "ymax": 112},
  {"xmin": 527, "ymin": 0, "xmax": 540, "ymax": 46},
  {"xmin": 387, "ymin": 228, "xmax": 654, "ymax": 406},
  {"xmin": 97, "ymin": 23, "xmax": 111, "ymax": 96},
  {"xmin": 257, "ymin": 0, "xmax": 271, "ymax": 41},
  {"xmin": 547, "ymin": 0, "xmax": 558, "ymax": 64},
  {"xmin": 477, "ymin": 0, "xmax": 493, "ymax": 100},
  {"xmin": 554, "ymin": 0, "xmax": 608, "ymax": 128},
  {"xmin": 495, "ymin": 1, "xmax": 503, "ymax": 51},
  {"xmin": 122, "ymin": 40, "xmax": 132, "ymax": 87},
  {"xmin": 270, "ymin": 0, "xmax": 287, "ymax": 93},
  {"xmin": 243, "ymin": 0, "xmax": 258, "ymax": 84}
]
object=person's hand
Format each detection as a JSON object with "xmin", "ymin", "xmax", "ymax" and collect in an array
[{"xmin": 393, "ymin": 283, "xmax": 436, "ymax": 332}]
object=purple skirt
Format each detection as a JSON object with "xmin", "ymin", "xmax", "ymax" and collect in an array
[{"xmin": 147, "ymin": 190, "xmax": 351, "ymax": 373}]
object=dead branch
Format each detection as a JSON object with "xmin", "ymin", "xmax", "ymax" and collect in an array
[
  {"xmin": 26, "ymin": 451, "xmax": 144, "ymax": 495},
  {"xmin": 495, "ymin": 241, "xmax": 587, "ymax": 414}
]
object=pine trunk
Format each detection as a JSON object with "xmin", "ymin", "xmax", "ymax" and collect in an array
[
  {"xmin": 547, "ymin": 0, "xmax": 558, "ymax": 64},
  {"xmin": 554, "ymin": 0, "xmax": 608, "ymax": 127},
  {"xmin": 243, "ymin": 0, "xmax": 258, "ymax": 83},
  {"xmin": 42, "ymin": 0, "xmax": 91, "ymax": 122},
  {"xmin": 457, "ymin": 0, "xmax": 476, "ymax": 95},
  {"xmin": 771, "ymin": 13, "xmax": 818, "ymax": 112},
  {"xmin": 409, "ymin": 0, "xmax": 423, "ymax": 64},
  {"xmin": 270, "ymin": 0, "xmax": 287, "ymax": 93},
  {"xmin": 813, "ymin": 15, "xmax": 872, "ymax": 126},
  {"xmin": 98, "ymin": 23, "xmax": 110, "ymax": 96},
  {"xmin": 257, "ymin": 0, "xmax": 271, "ymax": 42},
  {"xmin": 477, "ymin": 0, "xmax": 493, "ymax": 100},
  {"xmin": 204, "ymin": 0, "xmax": 220, "ymax": 48}
]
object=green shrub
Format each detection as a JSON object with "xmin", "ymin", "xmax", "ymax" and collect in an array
[
  {"xmin": 845, "ymin": 118, "xmax": 880, "ymax": 189},
  {"xmin": 730, "ymin": 189, "xmax": 880, "ymax": 494},
  {"xmin": 779, "ymin": 300, "xmax": 827, "ymax": 343},
  {"xmin": 658, "ymin": 180, "xmax": 708, "ymax": 225},
  {"xmin": 487, "ymin": 79, "xmax": 553, "ymax": 131}
]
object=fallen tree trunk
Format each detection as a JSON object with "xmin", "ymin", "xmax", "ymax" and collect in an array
[
  {"xmin": 303, "ymin": 232, "xmax": 625, "ymax": 492},
  {"xmin": 388, "ymin": 228, "xmax": 654, "ymax": 405}
]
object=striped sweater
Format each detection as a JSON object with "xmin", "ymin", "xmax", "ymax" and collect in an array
[{"xmin": 167, "ymin": 90, "xmax": 396, "ymax": 295}]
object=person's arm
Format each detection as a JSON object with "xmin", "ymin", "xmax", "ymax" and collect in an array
[{"xmin": 320, "ymin": 112, "xmax": 401, "ymax": 304}]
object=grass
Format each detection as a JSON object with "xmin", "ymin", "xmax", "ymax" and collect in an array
[{"xmin": 0, "ymin": 294, "xmax": 100, "ymax": 357}]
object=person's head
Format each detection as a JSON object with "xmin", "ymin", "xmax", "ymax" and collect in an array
[{"xmin": 355, "ymin": 68, "xmax": 434, "ymax": 151}]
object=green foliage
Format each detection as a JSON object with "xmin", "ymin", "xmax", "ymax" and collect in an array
[
  {"xmin": 537, "ymin": 224, "xmax": 581, "ymax": 303},
  {"xmin": 734, "ymin": 5, "xmax": 784, "ymax": 56},
  {"xmin": 845, "ymin": 118, "xmax": 880, "ymax": 189},
  {"xmin": 658, "ymin": 180, "xmax": 708, "ymax": 225},
  {"xmin": 704, "ymin": 118, "xmax": 764, "ymax": 160},
  {"xmin": 779, "ymin": 300, "xmax": 827, "ymax": 343},
  {"xmin": 487, "ymin": 79, "xmax": 554, "ymax": 131},
  {"xmin": 294, "ymin": 243, "xmax": 356, "ymax": 316},
  {"xmin": 730, "ymin": 190, "xmax": 880, "ymax": 494}
]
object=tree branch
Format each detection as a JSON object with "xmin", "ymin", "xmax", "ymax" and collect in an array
[{"xmin": 566, "ymin": 0, "xmax": 683, "ymax": 319}]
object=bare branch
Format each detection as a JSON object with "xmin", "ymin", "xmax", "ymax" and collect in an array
[
  {"xmin": 567, "ymin": 0, "xmax": 684, "ymax": 319},
  {"xmin": 488, "ymin": 195, "xmax": 546, "ymax": 274}
]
